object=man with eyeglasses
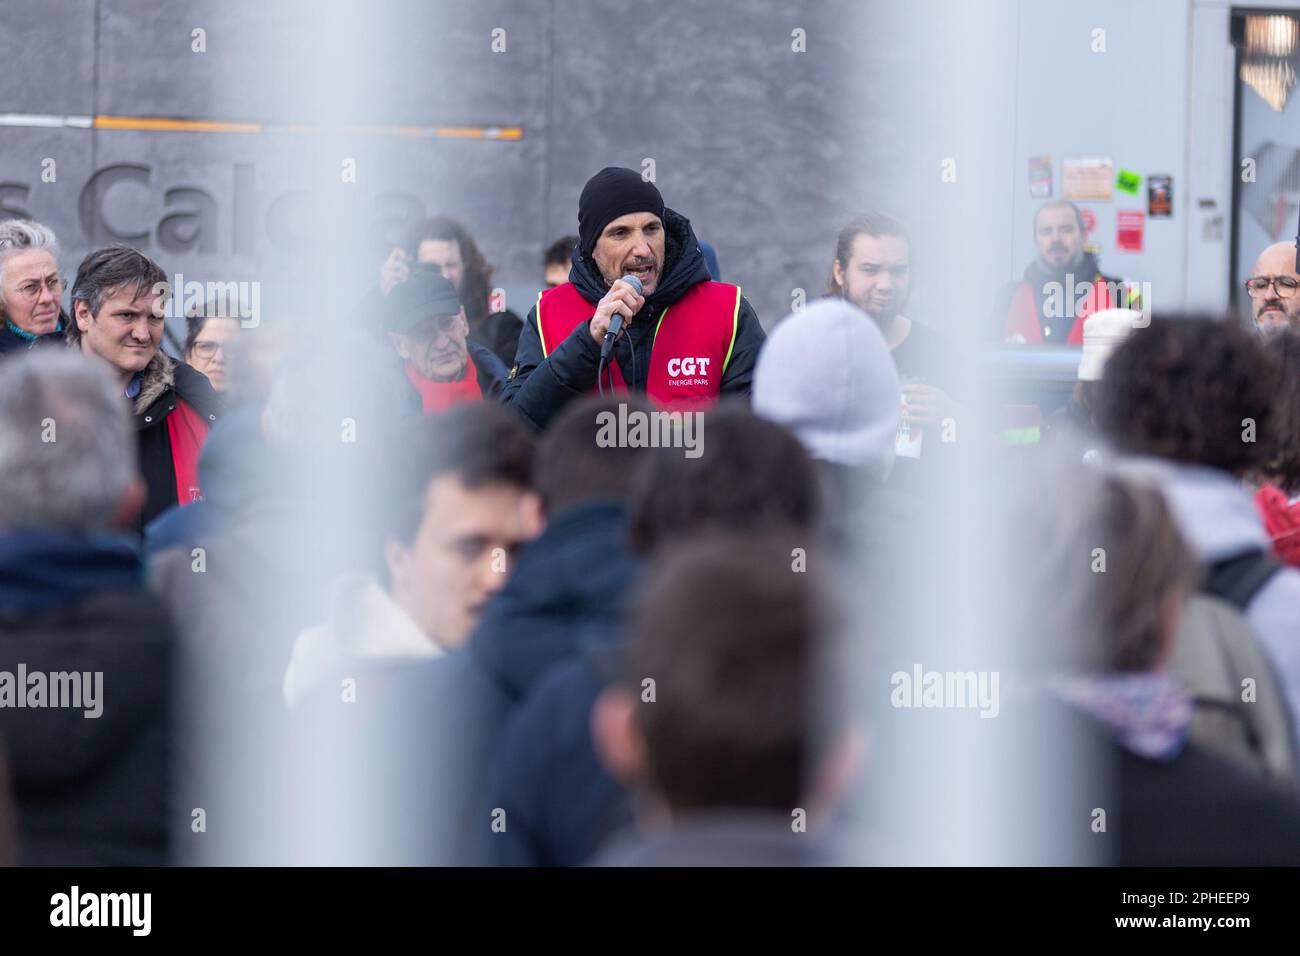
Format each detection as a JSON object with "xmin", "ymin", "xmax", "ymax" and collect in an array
[
  {"xmin": 0, "ymin": 219, "xmax": 69, "ymax": 357},
  {"xmin": 1245, "ymin": 242, "xmax": 1300, "ymax": 334},
  {"xmin": 66, "ymin": 245, "xmax": 220, "ymax": 528},
  {"xmin": 386, "ymin": 268, "xmax": 508, "ymax": 414}
]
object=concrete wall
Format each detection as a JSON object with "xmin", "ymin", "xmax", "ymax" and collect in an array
[
  {"xmin": 0, "ymin": 0, "xmax": 892, "ymax": 332},
  {"xmin": 4, "ymin": 0, "xmax": 1277, "ymax": 338}
]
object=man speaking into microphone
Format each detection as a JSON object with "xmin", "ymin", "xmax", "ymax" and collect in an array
[{"xmin": 501, "ymin": 166, "xmax": 765, "ymax": 431}]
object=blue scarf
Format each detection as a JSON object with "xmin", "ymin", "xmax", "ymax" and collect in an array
[
  {"xmin": 4, "ymin": 315, "xmax": 65, "ymax": 343},
  {"xmin": 0, "ymin": 529, "xmax": 142, "ymax": 614},
  {"xmin": 1052, "ymin": 671, "xmax": 1193, "ymax": 761}
]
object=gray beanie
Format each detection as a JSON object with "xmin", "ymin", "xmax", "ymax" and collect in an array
[{"xmin": 753, "ymin": 298, "xmax": 901, "ymax": 480}]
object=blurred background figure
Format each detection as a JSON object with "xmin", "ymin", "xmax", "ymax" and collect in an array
[
  {"xmin": 1048, "ymin": 307, "xmax": 1140, "ymax": 448},
  {"xmin": 996, "ymin": 201, "xmax": 1140, "ymax": 346},
  {"xmin": 0, "ymin": 350, "xmax": 172, "ymax": 864},
  {"xmin": 543, "ymin": 235, "xmax": 577, "ymax": 289},
  {"xmin": 0, "ymin": 219, "xmax": 67, "ymax": 356},
  {"xmin": 1244, "ymin": 242, "xmax": 1300, "ymax": 335},
  {"xmin": 384, "ymin": 270, "xmax": 508, "ymax": 413},
  {"xmin": 378, "ymin": 216, "xmax": 521, "ymax": 368},
  {"xmin": 183, "ymin": 300, "xmax": 243, "ymax": 393}
]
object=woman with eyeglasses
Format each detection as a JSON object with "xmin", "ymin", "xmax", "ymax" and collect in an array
[
  {"xmin": 0, "ymin": 219, "xmax": 68, "ymax": 357},
  {"xmin": 183, "ymin": 310, "xmax": 241, "ymax": 392}
]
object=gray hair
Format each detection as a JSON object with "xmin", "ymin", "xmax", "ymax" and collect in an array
[
  {"xmin": 0, "ymin": 350, "xmax": 135, "ymax": 533},
  {"xmin": 0, "ymin": 219, "xmax": 59, "ymax": 307}
]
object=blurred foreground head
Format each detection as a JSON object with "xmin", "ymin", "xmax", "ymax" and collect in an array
[
  {"xmin": 753, "ymin": 298, "xmax": 900, "ymax": 481},
  {"xmin": 1014, "ymin": 458, "xmax": 1197, "ymax": 676},
  {"xmin": 627, "ymin": 404, "xmax": 820, "ymax": 554},
  {"xmin": 381, "ymin": 403, "xmax": 540, "ymax": 649},
  {"xmin": 0, "ymin": 350, "xmax": 141, "ymax": 533},
  {"xmin": 595, "ymin": 533, "xmax": 850, "ymax": 826},
  {"xmin": 1096, "ymin": 315, "xmax": 1280, "ymax": 478}
]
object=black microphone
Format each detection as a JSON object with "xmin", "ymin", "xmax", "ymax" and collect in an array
[{"xmin": 601, "ymin": 274, "xmax": 644, "ymax": 360}]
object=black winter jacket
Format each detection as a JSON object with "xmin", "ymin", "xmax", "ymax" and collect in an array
[
  {"xmin": 132, "ymin": 355, "xmax": 223, "ymax": 528},
  {"xmin": 501, "ymin": 208, "xmax": 764, "ymax": 431},
  {"xmin": 0, "ymin": 531, "xmax": 173, "ymax": 865}
]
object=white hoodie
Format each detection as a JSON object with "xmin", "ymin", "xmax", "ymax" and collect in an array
[
  {"xmin": 282, "ymin": 574, "xmax": 443, "ymax": 710},
  {"xmin": 1116, "ymin": 457, "xmax": 1300, "ymax": 751}
]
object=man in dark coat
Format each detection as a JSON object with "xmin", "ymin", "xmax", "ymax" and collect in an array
[
  {"xmin": 0, "ymin": 350, "xmax": 173, "ymax": 865},
  {"xmin": 501, "ymin": 167, "xmax": 765, "ymax": 432},
  {"xmin": 484, "ymin": 409, "xmax": 823, "ymax": 865},
  {"xmin": 66, "ymin": 245, "xmax": 220, "ymax": 527}
]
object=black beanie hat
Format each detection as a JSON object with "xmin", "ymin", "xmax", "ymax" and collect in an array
[
  {"xmin": 578, "ymin": 167, "xmax": 665, "ymax": 259},
  {"xmin": 385, "ymin": 267, "xmax": 462, "ymax": 333}
]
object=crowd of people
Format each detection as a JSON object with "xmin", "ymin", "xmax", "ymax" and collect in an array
[{"xmin": 2, "ymin": 164, "xmax": 1300, "ymax": 865}]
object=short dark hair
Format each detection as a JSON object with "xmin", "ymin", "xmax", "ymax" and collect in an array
[
  {"xmin": 1033, "ymin": 200, "xmax": 1086, "ymax": 235},
  {"xmin": 534, "ymin": 395, "xmax": 656, "ymax": 515},
  {"xmin": 630, "ymin": 532, "xmax": 826, "ymax": 812},
  {"xmin": 384, "ymin": 403, "xmax": 534, "ymax": 548},
  {"xmin": 543, "ymin": 235, "xmax": 577, "ymax": 268},
  {"xmin": 184, "ymin": 303, "xmax": 242, "ymax": 355},
  {"xmin": 1259, "ymin": 330, "xmax": 1300, "ymax": 495},
  {"xmin": 1096, "ymin": 315, "xmax": 1281, "ymax": 476},
  {"xmin": 827, "ymin": 213, "xmax": 910, "ymax": 297},
  {"xmin": 627, "ymin": 404, "xmax": 819, "ymax": 554},
  {"xmin": 67, "ymin": 245, "xmax": 166, "ymax": 342},
  {"xmin": 402, "ymin": 216, "xmax": 492, "ymax": 324}
]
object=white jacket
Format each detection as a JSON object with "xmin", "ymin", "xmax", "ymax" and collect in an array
[{"xmin": 282, "ymin": 575, "xmax": 443, "ymax": 710}]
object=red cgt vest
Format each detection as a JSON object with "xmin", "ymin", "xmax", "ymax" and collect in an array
[{"xmin": 535, "ymin": 280, "xmax": 741, "ymax": 408}]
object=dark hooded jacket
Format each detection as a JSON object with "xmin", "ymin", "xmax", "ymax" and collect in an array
[
  {"xmin": 133, "ymin": 356, "xmax": 222, "ymax": 527},
  {"xmin": 500, "ymin": 208, "xmax": 764, "ymax": 431},
  {"xmin": 0, "ymin": 530, "xmax": 172, "ymax": 865}
]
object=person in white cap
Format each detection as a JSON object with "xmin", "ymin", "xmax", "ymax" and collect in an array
[
  {"xmin": 753, "ymin": 297, "xmax": 902, "ymax": 483},
  {"xmin": 1054, "ymin": 307, "xmax": 1141, "ymax": 444}
]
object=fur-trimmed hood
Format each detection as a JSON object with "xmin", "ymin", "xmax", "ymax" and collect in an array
[
  {"xmin": 132, "ymin": 350, "xmax": 176, "ymax": 416},
  {"xmin": 63, "ymin": 325, "xmax": 196, "ymax": 418}
]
